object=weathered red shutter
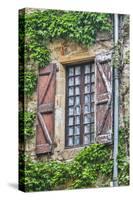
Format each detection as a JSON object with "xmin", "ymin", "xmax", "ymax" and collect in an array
[
  {"xmin": 95, "ymin": 51, "xmax": 112, "ymax": 144},
  {"xmin": 36, "ymin": 63, "xmax": 56, "ymax": 154}
]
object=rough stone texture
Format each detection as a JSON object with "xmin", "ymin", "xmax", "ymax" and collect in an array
[{"xmin": 20, "ymin": 16, "xmax": 129, "ymax": 162}]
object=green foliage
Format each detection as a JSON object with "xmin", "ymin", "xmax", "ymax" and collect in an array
[
  {"xmin": 118, "ymin": 119, "xmax": 129, "ymax": 185},
  {"xmin": 69, "ymin": 144, "xmax": 113, "ymax": 188},
  {"xmin": 19, "ymin": 121, "xmax": 129, "ymax": 191},
  {"xmin": 19, "ymin": 111, "xmax": 36, "ymax": 141},
  {"xmin": 19, "ymin": 155, "xmax": 71, "ymax": 192},
  {"xmin": 19, "ymin": 68, "xmax": 37, "ymax": 97},
  {"xmin": 19, "ymin": 10, "xmax": 112, "ymax": 97},
  {"xmin": 19, "ymin": 9, "xmax": 112, "ymax": 67}
]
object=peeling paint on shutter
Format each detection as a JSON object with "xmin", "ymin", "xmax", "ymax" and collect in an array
[
  {"xmin": 95, "ymin": 51, "xmax": 112, "ymax": 144},
  {"xmin": 36, "ymin": 63, "xmax": 57, "ymax": 154}
]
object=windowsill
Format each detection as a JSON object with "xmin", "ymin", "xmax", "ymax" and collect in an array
[{"xmin": 64, "ymin": 143, "xmax": 95, "ymax": 150}]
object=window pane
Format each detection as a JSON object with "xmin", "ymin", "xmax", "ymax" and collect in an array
[
  {"xmin": 91, "ymin": 74, "xmax": 95, "ymax": 82},
  {"xmin": 84, "ymin": 124, "xmax": 90, "ymax": 133},
  {"xmin": 91, "ymin": 64, "xmax": 95, "ymax": 73},
  {"xmin": 75, "ymin": 105, "xmax": 80, "ymax": 115},
  {"xmin": 84, "ymin": 105, "xmax": 90, "ymax": 113},
  {"xmin": 75, "ymin": 96, "xmax": 80, "ymax": 105},
  {"xmin": 75, "ymin": 66, "xmax": 80, "ymax": 75},
  {"xmin": 90, "ymin": 134, "xmax": 95, "ymax": 143},
  {"xmin": 91, "ymin": 83, "xmax": 95, "ymax": 92},
  {"xmin": 90, "ymin": 113, "xmax": 94, "ymax": 122},
  {"xmin": 69, "ymin": 97, "xmax": 74, "ymax": 106},
  {"xmin": 85, "ymin": 65, "xmax": 90, "ymax": 73},
  {"xmin": 69, "ymin": 107, "xmax": 74, "ymax": 115},
  {"xmin": 69, "ymin": 68, "xmax": 74, "ymax": 76},
  {"xmin": 85, "ymin": 74, "xmax": 90, "ymax": 83},
  {"xmin": 68, "ymin": 137, "xmax": 73, "ymax": 146},
  {"xmin": 91, "ymin": 103, "xmax": 94, "ymax": 112},
  {"xmin": 75, "ymin": 116, "xmax": 80, "ymax": 124},
  {"xmin": 74, "ymin": 136, "xmax": 80, "ymax": 145},
  {"xmin": 85, "ymin": 95, "xmax": 90, "ymax": 104},
  {"xmin": 84, "ymin": 114, "xmax": 91, "ymax": 123},
  {"xmin": 68, "ymin": 77, "xmax": 74, "ymax": 86},
  {"xmin": 84, "ymin": 135, "xmax": 90, "ymax": 145},
  {"xmin": 66, "ymin": 63, "xmax": 95, "ymax": 147},
  {"xmin": 75, "ymin": 86, "xmax": 80, "ymax": 95},
  {"xmin": 69, "ymin": 117, "xmax": 74, "ymax": 125},
  {"xmin": 75, "ymin": 76, "xmax": 80, "ymax": 85},
  {"xmin": 74, "ymin": 126, "xmax": 80, "ymax": 135},
  {"xmin": 91, "ymin": 124, "xmax": 94, "ymax": 132},
  {"xmin": 68, "ymin": 127, "xmax": 73, "ymax": 136},
  {"xmin": 69, "ymin": 87, "xmax": 74, "ymax": 96},
  {"xmin": 91, "ymin": 93, "xmax": 94, "ymax": 102},
  {"xmin": 85, "ymin": 85, "xmax": 90, "ymax": 93}
]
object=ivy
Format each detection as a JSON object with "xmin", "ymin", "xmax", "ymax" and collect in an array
[
  {"xmin": 19, "ymin": 9, "xmax": 112, "ymax": 97},
  {"xmin": 19, "ymin": 9, "xmax": 112, "ymax": 67},
  {"xmin": 19, "ymin": 111, "xmax": 36, "ymax": 141},
  {"xmin": 19, "ymin": 123, "xmax": 129, "ymax": 192},
  {"xmin": 19, "ymin": 68, "xmax": 37, "ymax": 97}
]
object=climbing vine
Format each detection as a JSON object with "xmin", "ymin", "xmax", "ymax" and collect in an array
[
  {"xmin": 19, "ymin": 111, "xmax": 36, "ymax": 141},
  {"xmin": 19, "ymin": 67, "xmax": 37, "ymax": 97},
  {"xmin": 19, "ymin": 9, "xmax": 112, "ymax": 95},
  {"xmin": 19, "ymin": 125, "xmax": 129, "ymax": 192},
  {"xmin": 19, "ymin": 9, "xmax": 111, "ymax": 67}
]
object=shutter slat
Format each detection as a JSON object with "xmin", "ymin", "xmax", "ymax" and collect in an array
[{"xmin": 38, "ymin": 103, "xmax": 54, "ymax": 113}]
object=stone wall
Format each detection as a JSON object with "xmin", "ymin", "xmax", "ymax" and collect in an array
[{"xmin": 22, "ymin": 15, "xmax": 129, "ymax": 162}]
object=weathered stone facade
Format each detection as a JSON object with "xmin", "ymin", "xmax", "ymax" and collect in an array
[{"xmin": 22, "ymin": 16, "xmax": 129, "ymax": 162}]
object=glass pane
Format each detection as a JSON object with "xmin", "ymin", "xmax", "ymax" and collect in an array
[
  {"xmin": 68, "ymin": 137, "xmax": 73, "ymax": 146},
  {"xmin": 84, "ymin": 114, "xmax": 91, "ymax": 123},
  {"xmin": 75, "ymin": 86, "xmax": 80, "ymax": 95},
  {"xmin": 91, "ymin": 93, "xmax": 94, "ymax": 102},
  {"xmin": 84, "ymin": 105, "xmax": 90, "ymax": 113},
  {"xmin": 68, "ymin": 77, "xmax": 74, "ymax": 86},
  {"xmin": 90, "ymin": 134, "xmax": 95, "ymax": 143},
  {"xmin": 75, "ymin": 116, "xmax": 80, "ymax": 124},
  {"xmin": 91, "ymin": 124, "xmax": 94, "ymax": 132},
  {"xmin": 69, "ymin": 107, "xmax": 74, "ymax": 115},
  {"xmin": 74, "ymin": 126, "xmax": 80, "ymax": 135},
  {"xmin": 91, "ymin": 83, "xmax": 95, "ymax": 92},
  {"xmin": 69, "ymin": 117, "xmax": 74, "ymax": 125},
  {"xmin": 75, "ymin": 66, "xmax": 80, "ymax": 75},
  {"xmin": 75, "ymin": 96, "xmax": 80, "ymax": 105},
  {"xmin": 91, "ymin": 74, "xmax": 95, "ymax": 82},
  {"xmin": 84, "ymin": 135, "xmax": 90, "ymax": 145},
  {"xmin": 84, "ymin": 124, "xmax": 90, "ymax": 133},
  {"xmin": 85, "ymin": 85, "xmax": 90, "ymax": 93},
  {"xmin": 85, "ymin": 74, "xmax": 90, "ymax": 83},
  {"xmin": 90, "ymin": 113, "xmax": 94, "ymax": 123},
  {"xmin": 85, "ymin": 65, "xmax": 90, "ymax": 73},
  {"xmin": 69, "ymin": 97, "xmax": 74, "ymax": 106},
  {"xmin": 68, "ymin": 127, "xmax": 73, "ymax": 136},
  {"xmin": 75, "ymin": 76, "xmax": 80, "ymax": 85},
  {"xmin": 75, "ymin": 105, "xmax": 80, "ymax": 115},
  {"xmin": 91, "ymin": 103, "xmax": 94, "ymax": 112},
  {"xmin": 91, "ymin": 64, "xmax": 95, "ymax": 73},
  {"xmin": 69, "ymin": 68, "xmax": 74, "ymax": 76},
  {"xmin": 69, "ymin": 87, "xmax": 74, "ymax": 96},
  {"xmin": 85, "ymin": 94, "xmax": 90, "ymax": 104},
  {"xmin": 74, "ymin": 136, "xmax": 80, "ymax": 145}
]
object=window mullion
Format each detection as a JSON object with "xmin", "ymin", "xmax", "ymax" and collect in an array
[{"xmin": 80, "ymin": 65, "xmax": 84, "ymax": 145}]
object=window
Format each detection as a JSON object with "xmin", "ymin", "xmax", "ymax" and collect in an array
[{"xmin": 65, "ymin": 62, "xmax": 95, "ymax": 147}]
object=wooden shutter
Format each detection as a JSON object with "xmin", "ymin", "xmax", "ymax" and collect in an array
[
  {"xmin": 95, "ymin": 51, "xmax": 112, "ymax": 144},
  {"xmin": 36, "ymin": 63, "xmax": 57, "ymax": 154}
]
